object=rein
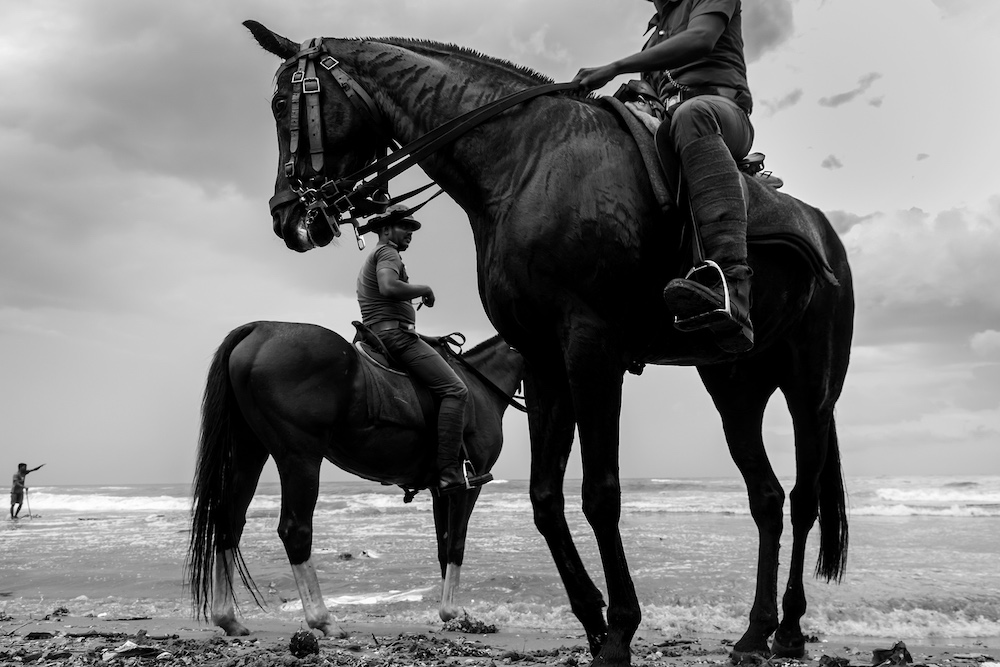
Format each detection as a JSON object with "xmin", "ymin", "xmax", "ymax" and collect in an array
[{"xmin": 271, "ymin": 37, "xmax": 580, "ymax": 249}]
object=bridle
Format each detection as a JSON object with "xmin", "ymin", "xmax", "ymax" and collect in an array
[
  {"xmin": 269, "ymin": 38, "xmax": 395, "ymax": 246},
  {"xmin": 269, "ymin": 37, "xmax": 579, "ymax": 249}
]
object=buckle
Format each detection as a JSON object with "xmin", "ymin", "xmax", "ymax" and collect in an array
[
  {"xmin": 350, "ymin": 220, "xmax": 366, "ymax": 250},
  {"xmin": 302, "ymin": 77, "xmax": 320, "ymax": 94},
  {"xmin": 319, "ymin": 55, "xmax": 339, "ymax": 70},
  {"xmin": 332, "ymin": 194, "xmax": 353, "ymax": 215},
  {"xmin": 291, "ymin": 70, "xmax": 305, "ymax": 84}
]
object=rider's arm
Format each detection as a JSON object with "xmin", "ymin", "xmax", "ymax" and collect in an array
[
  {"xmin": 376, "ymin": 268, "xmax": 435, "ymax": 305},
  {"xmin": 574, "ymin": 13, "xmax": 726, "ymax": 89}
]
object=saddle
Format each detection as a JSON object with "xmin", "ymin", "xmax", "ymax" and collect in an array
[
  {"xmin": 350, "ymin": 321, "xmax": 475, "ymax": 429},
  {"xmin": 601, "ymin": 96, "xmax": 839, "ymax": 286}
]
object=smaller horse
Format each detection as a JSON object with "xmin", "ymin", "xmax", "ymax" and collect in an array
[{"xmin": 187, "ymin": 321, "xmax": 525, "ymax": 636}]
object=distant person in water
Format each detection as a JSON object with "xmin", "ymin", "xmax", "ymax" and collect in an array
[{"xmin": 10, "ymin": 463, "xmax": 44, "ymax": 519}]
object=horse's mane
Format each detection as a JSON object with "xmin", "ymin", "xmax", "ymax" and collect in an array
[
  {"xmin": 359, "ymin": 37, "xmax": 593, "ymax": 102},
  {"xmin": 380, "ymin": 38, "xmax": 550, "ymax": 83}
]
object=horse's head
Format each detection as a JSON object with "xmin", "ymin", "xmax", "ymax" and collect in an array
[{"xmin": 245, "ymin": 21, "xmax": 390, "ymax": 252}]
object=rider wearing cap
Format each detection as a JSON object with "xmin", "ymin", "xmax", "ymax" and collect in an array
[
  {"xmin": 574, "ymin": 0, "xmax": 755, "ymax": 353},
  {"xmin": 356, "ymin": 205, "xmax": 491, "ymax": 495}
]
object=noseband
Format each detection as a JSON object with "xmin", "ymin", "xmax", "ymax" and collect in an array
[{"xmin": 270, "ymin": 37, "xmax": 579, "ymax": 249}]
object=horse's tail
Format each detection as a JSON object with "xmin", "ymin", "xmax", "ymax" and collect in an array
[
  {"xmin": 186, "ymin": 323, "xmax": 262, "ymax": 621},
  {"xmin": 815, "ymin": 414, "xmax": 849, "ymax": 582}
]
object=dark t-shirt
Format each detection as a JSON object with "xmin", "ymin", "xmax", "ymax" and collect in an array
[
  {"xmin": 356, "ymin": 243, "xmax": 416, "ymax": 326},
  {"xmin": 642, "ymin": 0, "xmax": 752, "ymax": 113}
]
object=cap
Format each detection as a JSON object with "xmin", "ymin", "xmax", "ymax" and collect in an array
[{"xmin": 366, "ymin": 204, "xmax": 422, "ymax": 232}]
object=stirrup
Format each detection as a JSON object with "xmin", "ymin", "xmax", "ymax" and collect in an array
[
  {"xmin": 669, "ymin": 261, "xmax": 754, "ymax": 353},
  {"xmin": 431, "ymin": 460, "xmax": 493, "ymax": 497},
  {"xmin": 672, "ymin": 260, "xmax": 732, "ymax": 332}
]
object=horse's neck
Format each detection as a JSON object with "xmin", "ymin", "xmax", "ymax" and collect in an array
[
  {"xmin": 351, "ymin": 40, "xmax": 543, "ymax": 143},
  {"xmin": 463, "ymin": 341, "xmax": 521, "ymax": 397}
]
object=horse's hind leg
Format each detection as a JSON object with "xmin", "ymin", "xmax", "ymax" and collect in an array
[
  {"xmin": 698, "ymin": 361, "xmax": 783, "ymax": 660},
  {"xmin": 274, "ymin": 453, "xmax": 339, "ymax": 636},
  {"xmin": 772, "ymin": 347, "xmax": 849, "ymax": 657},
  {"xmin": 525, "ymin": 367, "xmax": 610, "ymax": 658},
  {"xmin": 433, "ymin": 488, "xmax": 481, "ymax": 621},
  {"xmin": 212, "ymin": 431, "xmax": 269, "ymax": 636}
]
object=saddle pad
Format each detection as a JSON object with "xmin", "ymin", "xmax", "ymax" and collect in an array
[
  {"xmin": 600, "ymin": 96, "xmax": 839, "ymax": 286},
  {"xmin": 356, "ymin": 347, "xmax": 427, "ymax": 428}
]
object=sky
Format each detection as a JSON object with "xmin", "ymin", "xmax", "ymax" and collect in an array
[{"xmin": 1, "ymin": 0, "xmax": 998, "ymax": 487}]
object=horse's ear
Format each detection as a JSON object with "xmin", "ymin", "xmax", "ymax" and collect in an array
[{"xmin": 243, "ymin": 20, "xmax": 299, "ymax": 59}]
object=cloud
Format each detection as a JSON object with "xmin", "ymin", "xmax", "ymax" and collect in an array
[
  {"xmin": 971, "ymin": 330, "xmax": 1000, "ymax": 356},
  {"xmin": 821, "ymin": 155, "xmax": 844, "ymax": 169},
  {"xmin": 758, "ymin": 88, "xmax": 803, "ymax": 115},
  {"xmin": 508, "ymin": 25, "xmax": 571, "ymax": 66},
  {"xmin": 826, "ymin": 210, "xmax": 872, "ymax": 235},
  {"xmin": 842, "ymin": 198, "xmax": 1000, "ymax": 346},
  {"xmin": 916, "ymin": 153, "xmax": 931, "ymax": 161},
  {"xmin": 742, "ymin": 0, "xmax": 795, "ymax": 62},
  {"xmin": 818, "ymin": 72, "xmax": 883, "ymax": 107}
]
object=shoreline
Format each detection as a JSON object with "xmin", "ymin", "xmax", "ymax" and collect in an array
[{"xmin": 2, "ymin": 614, "xmax": 997, "ymax": 666}]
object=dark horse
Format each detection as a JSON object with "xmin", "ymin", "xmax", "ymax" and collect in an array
[
  {"xmin": 187, "ymin": 321, "xmax": 525, "ymax": 636},
  {"xmin": 244, "ymin": 22, "xmax": 854, "ymax": 664}
]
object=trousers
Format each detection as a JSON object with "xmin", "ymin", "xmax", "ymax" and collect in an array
[{"xmin": 377, "ymin": 328, "xmax": 468, "ymax": 470}]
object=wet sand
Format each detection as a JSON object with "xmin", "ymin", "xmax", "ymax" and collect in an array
[{"xmin": 1, "ymin": 613, "xmax": 997, "ymax": 666}]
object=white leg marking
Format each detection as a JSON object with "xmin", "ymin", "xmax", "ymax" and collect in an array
[
  {"xmin": 290, "ymin": 558, "xmax": 336, "ymax": 635},
  {"xmin": 212, "ymin": 549, "xmax": 249, "ymax": 635},
  {"xmin": 439, "ymin": 563, "xmax": 462, "ymax": 621}
]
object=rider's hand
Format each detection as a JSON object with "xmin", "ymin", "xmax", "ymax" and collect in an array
[
  {"xmin": 421, "ymin": 289, "xmax": 436, "ymax": 308},
  {"xmin": 625, "ymin": 101, "xmax": 663, "ymax": 133},
  {"xmin": 573, "ymin": 65, "xmax": 618, "ymax": 91}
]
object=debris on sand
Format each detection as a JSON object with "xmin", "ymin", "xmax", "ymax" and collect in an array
[
  {"xmin": 443, "ymin": 612, "xmax": 499, "ymax": 634},
  {"xmin": 289, "ymin": 629, "xmax": 321, "ymax": 657},
  {"xmin": 873, "ymin": 641, "xmax": 912, "ymax": 666}
]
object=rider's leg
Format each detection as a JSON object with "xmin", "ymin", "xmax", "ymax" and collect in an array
[
  {"xmin": 661, "ymin": 96, "xmax": 755, "ymax": 353},
  {"xmin": 381, "ymin": 331, "xmax": 489, "ymax": 494}
]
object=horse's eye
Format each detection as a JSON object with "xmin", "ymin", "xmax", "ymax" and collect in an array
[{"xmin": 272, "ymin": 97, "xmax": 288, "ymax": 117}]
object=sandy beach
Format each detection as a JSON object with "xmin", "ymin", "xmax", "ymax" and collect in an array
[{"xmin": 2, "ymin": 611, "xmax": 998, "ymax": 667}]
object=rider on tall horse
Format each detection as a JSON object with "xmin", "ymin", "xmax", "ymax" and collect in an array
[
  {"xmin": 574, "ymin": 0, "xmax": 755, "ymax": 353},
  {"xmin": 356, "ymin": 204, "xmax": 493, "ymax": 495}
]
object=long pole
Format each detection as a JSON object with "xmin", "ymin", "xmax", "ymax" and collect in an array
[{"xmin": 24, "ymin": 487, "xmax": 31, "ymax": 520}]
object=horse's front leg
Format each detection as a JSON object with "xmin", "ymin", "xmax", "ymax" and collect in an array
[
  {"xmin": 432, "ymin": 488, "xmax": 482, "ymax": 621},
  {"xmin": 276, "ymin": 457, "xmax": 339, "ymax": 636},
  {"xmin": 525, "ymin": 367, "xmax": 610, "ymax": 659},
  {"xmin": 565, "ymin": 352, "xmax": 638, "ymax": 667}
]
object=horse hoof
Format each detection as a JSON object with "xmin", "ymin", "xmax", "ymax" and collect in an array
[
  {"xmin": 729, "ymin": 647, "xmax": 771, "ymax": 665},
  {"xmin": 315, "ymin": 622, "xmax": 347, "ymax": 638},
  {"xmin": 771, "ymin": 634, "xmax": 806, "ymax": 659},
  {"xmin": 439, "ymin": 605, "xmax": 461, "ymax": 622},
  {"xmin": 221, "ymin": 622, "xmax": 251, "ymax": 637}
]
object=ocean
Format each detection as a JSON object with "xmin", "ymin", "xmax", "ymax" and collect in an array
[{"xmin": 2, "ymin": 476, "xmax": 998, "ymax": 641}]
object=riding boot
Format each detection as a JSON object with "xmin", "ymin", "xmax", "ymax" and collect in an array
[
  {"xmin": 662, "ymin": 134, "xmax": 754, "ymax": 353},
  {"xmin": 435, "ymin": 398, "xmax": 492, "ymax": 496}
]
